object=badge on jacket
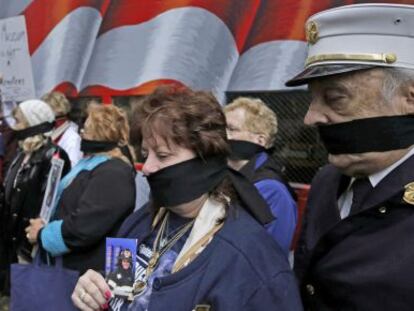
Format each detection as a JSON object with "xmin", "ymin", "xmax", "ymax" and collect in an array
[{"xmin": 403, "ymin": 182, "xmax": 414, "ymax": 205}]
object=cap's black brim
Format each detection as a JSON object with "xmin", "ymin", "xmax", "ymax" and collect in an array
[{"xmin": 285, "ymin": 64, "xmax": 376, "ymax": 87}]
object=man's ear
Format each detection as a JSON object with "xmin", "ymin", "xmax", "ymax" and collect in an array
[
  {"xmin": 408, "ymin": 83, "xmax": 414, "ymax": 109},
  {"xmin": 401, "ymin": 82, "xmax": 414, "ymax": 114}
]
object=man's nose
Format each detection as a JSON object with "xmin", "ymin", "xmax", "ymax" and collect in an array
[{"xmin": 304, "ymin": 101, "xmax": 329, "ymax": 126}]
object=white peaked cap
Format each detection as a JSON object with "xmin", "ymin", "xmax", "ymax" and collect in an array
[{"xmin": 286, "ymin": 3, "xmax": 414, "ymax": 86}]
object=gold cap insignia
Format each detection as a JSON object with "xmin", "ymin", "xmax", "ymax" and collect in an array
[
  {"xmin": 306, "ymin": 21, "xmax": 319, "ymax": 45},
  {"xmin": 403, "ymin": 182, "xmax": 414, "ymax": 205}
]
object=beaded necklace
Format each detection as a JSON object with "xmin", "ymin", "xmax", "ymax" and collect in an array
[{"xmin": 133, "ymin": 211, "xmax": 194, "ymax": 296}]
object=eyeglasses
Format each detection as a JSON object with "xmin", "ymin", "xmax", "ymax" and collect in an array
[
  {"xmin": 227, "ymin": 125, "xmax": 263, "ymax": 136},
  {"xmin": 226, "ymin": 125, "xmax": 244, "ymax": 133}
]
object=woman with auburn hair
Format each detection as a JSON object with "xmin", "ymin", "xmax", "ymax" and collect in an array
[
  {"xmin": 25, "ymin": 104, "xmax": 136, "ymax": 274},
  {"xmin": 71, "ymin": 86, "xmax": 302, "ymax": 311}
]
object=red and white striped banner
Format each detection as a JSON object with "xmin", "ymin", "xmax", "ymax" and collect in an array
[{"xmin": 1, "ymin": 0, "xmax": 412, "ymax": 99}]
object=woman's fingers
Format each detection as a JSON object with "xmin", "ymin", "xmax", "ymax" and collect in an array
[
  {"xmin": 72, "ymin": 270, "xmax": 109, "ymax": 310},
  {"xmin": 84, "ymin": 279, "xmax": 108, "ymax": 307},
  {"xmin": 79, "ymin": 290, "xmax": 101, "ymax": 310},
  {"xmin": 24, "ymin": 224, "xmax": 37, "ymax": 244},
  {"xmin": 71, "ymin": 290, "xmax": 96, "ymax": 311},
  {"xmin": 88, "ymin": 269, "xmax": 112, "ymax": 298}
]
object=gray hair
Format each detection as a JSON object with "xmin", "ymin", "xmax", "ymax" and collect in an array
[{"xmin": 381, "ymin": 67, "xmax": 414, "ymax": 102}]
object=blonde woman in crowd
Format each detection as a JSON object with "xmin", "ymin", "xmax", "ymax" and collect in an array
[
  {"xmin": 25, "ymin": 104, "xmax": 136, "ymax": 274},
  {"xmin": 41, "ymin": 91, "xmax": 83, "ymax": 167},
  {"xmin": 0, "ymin": 99, "xmax": 71, "ymax": 294},
  {"xmin": 225, "ymin": 97, "xmax": 297, "ymax": 255}
]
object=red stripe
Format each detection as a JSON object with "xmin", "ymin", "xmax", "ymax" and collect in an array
[
  {"xmin": 242, "ymin": 0, "xmax": 334, "ymax": 53},
  {"xmin": 53, "ymin": 79, "xmax": 187, "ymax": 99},
  {"xmin": 80, "ymin": 79, "xmax": 187, "ymax": 97},
  {"xmin": 98, "ymin": 0, "xmax": 261, "ymax": 52},
  {"xmin": 22, "ymin": 0, "xmax": 111, "ymax": 54},
  {"xmin": 242, "ymin": 0, "xmax": 414, "ymax": 53},
  {"xmin": 352, "ymin": 0, "xmax": 414, "ymax": 4},
  {"xmin": 53, "ymin": 81, "xmax": 79, "ymax": 98}
]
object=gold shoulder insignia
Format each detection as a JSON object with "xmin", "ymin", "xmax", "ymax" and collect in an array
[
  {"xmin": 306, "ymin": 21, "xmax": 319, "ymax": 45},
  {"xmin": 403, "ymin": 182, "xmax": 414, "ymax": 205}
]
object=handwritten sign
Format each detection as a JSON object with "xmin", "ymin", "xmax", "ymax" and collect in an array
[{"xmin": 0, "ymin": 16, "xmax": 35, "ymax": 102}]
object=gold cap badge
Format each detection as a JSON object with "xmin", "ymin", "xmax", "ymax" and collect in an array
[
  {"xmin": 403, "ymin": 182, "xmax": 414, "ymax": 205},
  {"xmin": 306, "ymin": 21, "xmax": 319, "ymax": 45}
]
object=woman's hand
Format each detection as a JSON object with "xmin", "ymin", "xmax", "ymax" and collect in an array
[
  {"xmin": 72, "ymin": 269, "xmax": 112, "ymax": 311},
  {"xmin": 25, "ymin": 218, "xmax": 45, "ymax": 244}
]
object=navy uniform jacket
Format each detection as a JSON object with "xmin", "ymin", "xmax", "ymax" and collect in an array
[
  {"xmin": 295, "ymin": 154, "xmax": 414, "ymax": 311},
  {"xmin": 118, "ymin": 205, "xmax": 303, "ymax": 311}
]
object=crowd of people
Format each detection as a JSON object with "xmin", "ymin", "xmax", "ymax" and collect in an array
[{"xmin": 0, "ymin": 3, "xmax": 414, "ymax": 311}]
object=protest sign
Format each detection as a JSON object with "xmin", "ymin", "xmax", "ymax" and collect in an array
[{"xmin": 0, "ymin": 16, "xmax": 35, "ymax": 102}]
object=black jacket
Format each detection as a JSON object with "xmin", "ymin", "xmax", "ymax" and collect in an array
[
  {"xmin": 0, "ymin": 141, "xmax": 70, "ymax": 294},
  {"xmin": 295, "ymin": 154, "xmax": 414, "ymax": 311},
  {"xmin": 1, "ymin": 141, "xmax": 70, "ymax": 262},
  {"xmin": 51, "ymin": 158, "xmax": 136, "ymax": 274}
]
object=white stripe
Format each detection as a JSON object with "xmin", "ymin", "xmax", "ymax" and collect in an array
[
  {"xmin": 0, "ymin": 0, "xmax": 34, "ymax": 18},
  {"xmin": 81, "ymin": 7, "xmax": 239, "ymax": 97},
  {"xmin": 227, "ymin": 40, "xmax": 307, "ymax": 91},
  {"xmin": 31, "ymin": 7, "xmax": 102, "ymax": 97}
]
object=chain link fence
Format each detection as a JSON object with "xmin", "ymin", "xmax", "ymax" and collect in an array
[
  {"xmin": 226, "ymin": 90, "xmax": 328, "ymax": 184},
  {"xmin": 70, "ymin": 91, "xmax": 327, "ymax": 184}
]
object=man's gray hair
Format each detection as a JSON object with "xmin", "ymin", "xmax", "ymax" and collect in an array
[{"xmin": 382, "ymin": 68, "xmax": 414, "ymax": 102}]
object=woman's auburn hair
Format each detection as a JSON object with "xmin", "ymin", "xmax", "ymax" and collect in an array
[
  {"xmin": 131, "ymin": 85, "xmax": 229, "ymax": 158},
  {"xmin": 131, "ymin": 85, "xmax": 238, "ymax": 210},
  {"xmin": 86, "ymin": 104, "xmax": 135, "ymax": 164}
]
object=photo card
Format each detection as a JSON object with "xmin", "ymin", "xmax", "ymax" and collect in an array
[
  {"xmin": 39, "ymin": 157, "xmax": 65, "ymax": 223},
  {"xmin": 105, "ymin": 238, "xmax": 138, "ymax": 300}
]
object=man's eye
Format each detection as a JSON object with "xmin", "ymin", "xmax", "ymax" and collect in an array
[
  {"xmin": 329, "ymin": 96, "xmax": 345, "ymax": 101},
  {"xmin": 325, "ymin": 94, "xmax": 347, "ymax": 106},
  {"xmin": 325, "ymin": 93, "xmax": 341, "ymax": 100}
]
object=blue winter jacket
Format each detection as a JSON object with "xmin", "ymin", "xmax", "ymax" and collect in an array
[
  {"xmin": 241, "ymin": 152, "xmax": 297, "ymax": 255},
  {"xmin": 117, "ymin": 204, "xmax": 303, "ymax": 311}
]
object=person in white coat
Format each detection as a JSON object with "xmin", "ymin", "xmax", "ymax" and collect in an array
[{"xmin": 42, "ymin": 91, "xmax": 83, "ymax": 167}]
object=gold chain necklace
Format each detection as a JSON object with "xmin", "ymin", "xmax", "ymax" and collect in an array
[{"xmin": 133, "ymin": 211, "xmax": 194, "ymax": 296}]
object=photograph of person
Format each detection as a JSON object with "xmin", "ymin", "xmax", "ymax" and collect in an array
[{"xmin": 107, "ymin": 249, "xmax": 134, "ymax": 299}]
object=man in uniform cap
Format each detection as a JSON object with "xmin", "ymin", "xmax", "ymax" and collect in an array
[{"xmin": 286, "ymin": 3, "xmax": 414, "ymax": 310}]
